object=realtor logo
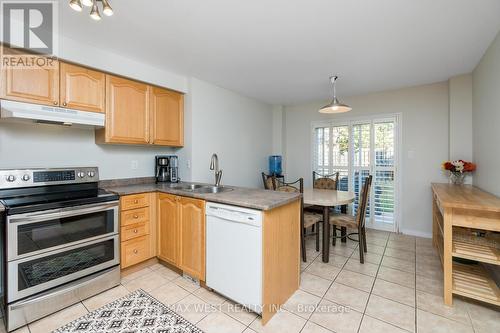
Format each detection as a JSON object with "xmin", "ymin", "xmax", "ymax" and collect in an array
[{"xmin": 1, "ymin": 1, "xmax": 58, "ymax": 55}]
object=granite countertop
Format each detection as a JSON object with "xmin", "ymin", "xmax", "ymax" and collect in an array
[{"xmin": 102, "ymin": 181, "xmax": 301, "ymax": 211}]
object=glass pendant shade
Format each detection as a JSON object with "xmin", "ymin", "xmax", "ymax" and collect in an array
[
  {"xmin": 81, "ymin": 0, "xmax": 93, "ymax": 6},
  {"xmin": 69, "ymin": 0, "xmax": 83, "ymax": 11}
]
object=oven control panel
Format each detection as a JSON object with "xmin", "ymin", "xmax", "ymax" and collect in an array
[{"xmin": 0, "ymin": 167, "xmax": 99, "ymax": 189}]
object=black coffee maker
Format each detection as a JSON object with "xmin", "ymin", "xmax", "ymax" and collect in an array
[{"xmin": 155, "ymin": 155, "xmax": 179, "ymax": 183}]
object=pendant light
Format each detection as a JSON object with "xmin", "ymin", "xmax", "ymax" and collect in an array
[
  {"xmin": 69, "ymin": 0, "xmax": 113, "ymax": 20},
  {"xmin": 89, "ymin": 0, "xmax": 102, "ymax": 20},
  {"xmin": 319, "ymin": 76, "xmax": 352, "ymax": 113},
  {"xmin": 69, "ymin": 0, "xmax": 82, "ymax": 11},
  {"xmin": 101, "ymin": 0, "xmax": 114, "ymax": 16}
]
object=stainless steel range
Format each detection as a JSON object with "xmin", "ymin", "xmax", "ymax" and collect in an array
[{"xmin": 0, "ymin": 167, "xmax": 120, "ymax": 332}]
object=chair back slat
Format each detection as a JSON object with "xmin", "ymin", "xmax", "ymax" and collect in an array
[
  {"xmin": 313, "ymin": 171, "xmax": 339, "ymax": 190},
  {"xmin": 355, "ymin": 175, "xmax": 372, "ymax": 228}
]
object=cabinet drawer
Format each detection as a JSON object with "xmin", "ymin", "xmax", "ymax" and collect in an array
[
  {"xmin": 121, "ymin": 193, "xmax": 150, "ymax": 210},
  {"xmin": 121, "ymin": 235, "xmax": 150, "ymax": 268},
  {"xmin": 121, "ymin": 222, "xmax": 149, "ymax": 242},
  {"xmin": 121, "ymin": 207, "xmax": 149, "ymax": 227}
]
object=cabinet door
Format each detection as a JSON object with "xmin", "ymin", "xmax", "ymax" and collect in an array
[
  {"xmin": 1, "ymin": 52, "xmax": 59, "ymax": 106},
  {"xmin": 157, "ymin": 193, "xmax": 179, "ymax": 265},
  {"xmin": 103, "ymin": 75, "xmax": 149, "ymax": 144},
  {"xmin": 150, "ymin": 87, "xmax": 184, "ymax": 146},
  {"xmin": 179, "ymin": 197, "xmax": 205, "ymax": 280},
  {"xmin": 60, "ymin": 62, "xmax": 105, "ymax": 112}
]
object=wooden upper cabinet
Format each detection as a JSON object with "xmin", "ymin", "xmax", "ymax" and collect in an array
[
  {"xmin": 157, "ymin": 193, "xmax": 179, "ymax": 265},
  {"xmin": 98, "ymin": 75, "xmax": 150, "ymax": 144},
  {"xmin": 1, "ymin": 53, "xmax": 59, "ymax": 106},
  {"xmin": 150, "ymin": 87, "xmax": 184, "ymax": 147},
  {"xmin": 179, "ymin": 197, "xmax": 206, "ymax": 280},
  {"xmin": 60, "ymin": 62, "xmax": 105, "ymax": 113}
]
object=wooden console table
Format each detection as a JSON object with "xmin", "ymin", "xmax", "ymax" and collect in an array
[{"xmin": 432, "ymin": 183, "xmax": 500, "ymax": 306}]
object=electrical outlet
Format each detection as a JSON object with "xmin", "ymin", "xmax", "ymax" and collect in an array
[{"xmin": 131, "ymin": 160, "xmax": 138, "ymax": 170}]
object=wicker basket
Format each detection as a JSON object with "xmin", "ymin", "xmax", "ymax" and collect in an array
[{"xmin": 453, "ymin": 227, "xmax": 500, "ymax": 250}]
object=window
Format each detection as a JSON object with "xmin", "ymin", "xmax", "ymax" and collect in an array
[
  {"xmin": 312, "ymin": 116, "xmax": 399, "ymax": 231},
  {"xmin": 313, "ymin": 125, "xmax": 349, "ymax": 191}
]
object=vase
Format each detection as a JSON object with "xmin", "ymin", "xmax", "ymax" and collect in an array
[{"xmin": 450, "ymin": 172, "xmax": 466, "ymax": 185}]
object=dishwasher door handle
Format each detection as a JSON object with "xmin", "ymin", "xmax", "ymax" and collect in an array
[{"xmin": 207, "ymin": 215, "xmax": 262, "ymax": 228}]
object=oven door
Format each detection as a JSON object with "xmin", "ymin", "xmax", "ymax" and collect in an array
[
  {"xmin": 7, "ymin": 234, "xmax": 119, "ymax": 302},
  {"xmin": 7, "ymin": 201, "xmax": 118, "ymax": 261}
]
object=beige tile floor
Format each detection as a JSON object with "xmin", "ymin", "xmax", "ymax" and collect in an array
[{"xmin": 3, "ymin": 229, "xmax": 499, "ymax": 333}]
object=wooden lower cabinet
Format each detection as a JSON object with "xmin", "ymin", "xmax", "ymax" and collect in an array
[
  {"xmin": 157, "ymin": 193, "xmax": 206, "ymax": 280},
  {"xmin": 120, "ymin": 193, "xmax": 155, "ymax": 269},
  {"xmin": 157, "ymin": 193, "xmax": 180, "ymax": 265},
  {"xmin": 178, "ymin": 197, "xmax": 206, "ymax": 280},
  {"xmin": 121, "ymin": 235, "xmax": 151, "ymax": 268}
]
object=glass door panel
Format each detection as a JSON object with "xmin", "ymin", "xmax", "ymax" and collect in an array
[
  {"xmin": 17, "ymin": 238, "xmax": 115, "ymax": 291},
  {"xmin": 372, "ymin": 120, "xmax": 396, "ymax": 226},
  {"xmin": 17, "ymin": 210, "xmax": 115, "ymax": 256},
  {"xmin": 352, "ymin": 123, "xmax": 371, "ymax": 217}
]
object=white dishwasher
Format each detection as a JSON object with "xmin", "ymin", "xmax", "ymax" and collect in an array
[{"xmin": 206, "ymin": 202, "xmax": 262, "ymax": 313}]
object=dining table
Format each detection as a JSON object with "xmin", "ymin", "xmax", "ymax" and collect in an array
[{"xmin": 303, "ymin": 188, "xmax": 356, "ymax": 262}]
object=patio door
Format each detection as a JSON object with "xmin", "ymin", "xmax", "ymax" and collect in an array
[
  {"xmin": 312, "ymin": 115, "xmax": 400, "ymax": 232},
  {"xmin": 352, "ymin": 117, "xmax": 398, "ymax": 231}
]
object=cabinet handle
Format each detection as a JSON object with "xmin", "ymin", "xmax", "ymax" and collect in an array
[
  {"xmin": 134, "ymin": 200, "xmax": 139, "ymax": 204},
  {"xmin": 133, "ymin": 229, "xmax": 138, "ymax": 233},
  {"xmin": 133, "ymin": 249, "xmax": 138, "ymax": 254},
  {"xmin": 53, "ymin": 101, "xmax": 58, "ymax": 105},
  {"xmin": 133, "ymin": 215, "xmax": 139, "ymax": 219},
  {"xmin": 62, "ymin": 102, "xmax": 67, "ymax": 106}
]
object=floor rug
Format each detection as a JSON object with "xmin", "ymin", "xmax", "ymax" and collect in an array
[{"xmin": 52, "ymin": 289, "xmax": 205, "ymax": 333}]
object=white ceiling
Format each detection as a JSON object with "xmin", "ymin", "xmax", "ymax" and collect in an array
[{"xmin": 60, "ymin": 0, "xmax": 500, "ymax": 105}]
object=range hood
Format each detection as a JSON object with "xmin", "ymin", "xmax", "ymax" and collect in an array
[{"xmin": 0, "ymin": 100, "xmax": 105, "ymax": 128}]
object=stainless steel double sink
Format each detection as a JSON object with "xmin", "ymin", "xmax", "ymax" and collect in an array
[{"xmin": 167, "ymin": 183, "xmax": 233, "ymax": 194}]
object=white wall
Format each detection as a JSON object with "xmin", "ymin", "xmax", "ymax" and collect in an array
[
  {"xmin": 185, "ymin": 78, "xmax": 273, "ymax": 188},
  {"xmin": 0, "ymin": 122, "xmax": 179, "ymax": 179},
  {"xmin": 272, "ymin": 105, "xmax": 284, "ymax": 155},
  {"xmin": 284, "ymin": 82, "xmax": 450, "ymax": 237},
  {"xmin": 449, "ymin": 75, "xmax": 473, "ymax": 161},
  {"xmin": 57, "ymin": 36, "xmax": 188, "ymax": 94},
  {"xmin": 472, "ymin": 31, "xmax": 500, "ymax": 197}
]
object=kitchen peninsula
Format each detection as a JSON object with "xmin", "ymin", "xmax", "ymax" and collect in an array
[{"xmin": 103, "ymin": 179, "xmax": 302, "ymax": 324}]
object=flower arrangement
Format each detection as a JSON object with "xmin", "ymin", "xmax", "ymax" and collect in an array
[{"xmin": 442, "ymin": 160, "xmax": 476, "ymax": 184}]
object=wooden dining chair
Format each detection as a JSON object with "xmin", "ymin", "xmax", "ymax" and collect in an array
[
  {"xmin": 329, "ymin": 175, "xmax": 372, "ymax": 263},
  {"xmin": 305, "ymin": 171, "xmax": 340, "ymax": 245},
  {"xmin": 277, "ymin": 178, "xmax": 322, "ymax": 262},
  {"xmin": 261, "ymin": 172, "xmax": 277, "ymax": 190}
]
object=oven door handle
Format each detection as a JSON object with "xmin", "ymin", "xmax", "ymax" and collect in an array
[{"xmin": 8, "ymin": 201, "xmax": 119, "ymax": 224}]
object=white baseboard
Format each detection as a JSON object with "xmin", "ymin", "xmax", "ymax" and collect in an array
[{"xmin": 399, "ymin": 229, "xmax": 432, "ymax": 238}]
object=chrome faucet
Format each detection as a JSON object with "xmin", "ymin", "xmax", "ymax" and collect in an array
[{"xmin": 210, "ymin": 153, "xmax": 223, "ymax": 186}]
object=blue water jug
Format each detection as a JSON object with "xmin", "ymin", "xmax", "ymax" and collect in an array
[{"xmin": 269, "ymin": 155, "xmax": 282, "ymax": 176}]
